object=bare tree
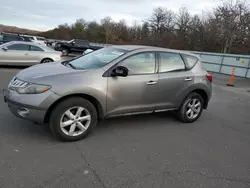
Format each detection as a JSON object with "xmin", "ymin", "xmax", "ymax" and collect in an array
[
  {"xmin": 215, "ymin": 0, "xmax": 248, "ymax": 53},
  {"xmin": 101, "ymin": 16, "xmax": 112, "ymax": 43}
]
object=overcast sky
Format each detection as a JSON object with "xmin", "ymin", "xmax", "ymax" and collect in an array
[{"xmin": 0, "ymin": 0, "xmax": 230, "ymax": 31}]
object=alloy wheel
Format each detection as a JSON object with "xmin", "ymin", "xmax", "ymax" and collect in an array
[
  {"xmin": 42, "ymin": 59, "xmax": 52, "ymax": 63},
  {"xmin": 60, "ymin": 106, "xmax": 91, "ymax": 136},
  {"xmin": 186, "ymin": 98, "xmax": 201, "ymax": 119}
]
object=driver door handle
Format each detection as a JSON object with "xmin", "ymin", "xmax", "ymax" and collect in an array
[
  {"xmin": 24, "ymin": 53, "xmax": 29, "ymax": 55},
  {"xmin": 185, "ymin": 77, "xmax": 192, "ymax": 81},
  {"xmin": 147, "ymin": 81, "xmax": 157, "ymax": 85}
]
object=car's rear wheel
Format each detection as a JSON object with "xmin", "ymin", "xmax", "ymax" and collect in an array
[
  {"xmin": 62, "ymin": 49, "xmax": 69, "ymax": 56},
  {"xmin": 49, "ymin": 97, "xmax": 97, "ymax": 142},
  {"xmin": 41, "ymin": 58, "xmax": 53, "ymax": 64},
  {"xmin": 177, "ymin": 92, "xmax": 204, "ymax": 123}
]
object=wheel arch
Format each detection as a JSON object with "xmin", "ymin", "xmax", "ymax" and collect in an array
[
  {"xmin": 40, "ymin": 58, "xmax": 53, "ymax": 64},
  {"xmin": 185, "ymin": 89, "xmax": 209, "ymax": 109},
  {"xmin": 44, "ymin": 93, "xmax": 104, "ymax": 123}
]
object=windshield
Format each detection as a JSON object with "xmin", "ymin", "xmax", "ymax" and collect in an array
[{"xmin": 68, "ymin": 47, "xmax": 126, "ymax": 70}]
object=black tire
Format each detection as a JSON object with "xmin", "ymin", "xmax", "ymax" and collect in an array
[
  {"xmin": 41, "ymin": 58, "xmax": 53, "ymax": 64},
  {"xmin": 177, "ymin": 92, "xmax": 204, "ymax": 123},
  {"xmin": 62, "ymin": 49, "xmax": 69, "ymax": 56},
  {"xmin": 49, "ymin": 97, "xmax": 97, "ymax": 142}
]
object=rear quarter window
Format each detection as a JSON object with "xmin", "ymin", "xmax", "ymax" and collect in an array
[{"xmin": 182, "ymin": 55, "xmax": 198, "ymax": 70}]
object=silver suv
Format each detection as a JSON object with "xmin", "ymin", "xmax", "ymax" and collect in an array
[{"xmin": 3, "ymin": 45, "xmax": 212, "ymax": 142}]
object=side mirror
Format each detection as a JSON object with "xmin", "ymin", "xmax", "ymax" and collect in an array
[
  {"xmin": 2, "ymin": 47, "xmax": 8, "ymax": 51},
  {"xmin": 111, "ymin": 66, "xmax": 128, "ymax": 77}
]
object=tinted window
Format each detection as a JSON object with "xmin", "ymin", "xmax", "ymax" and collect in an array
[
  {"xmin": 0, "ymin": 35, "xmax": 3, "ymax": 41},
  {"xmin": 4, "ymin": 35, "xmax": 22, "ymax": 41},
  {"xmin": 182, "ymin": 55, "xmax": 198, "ymax": 69},
  {"xmin": 76, "ymin": 40, "xmax": 89, "ymax": 46},
  {"xmin": 119, "ymin": 52, "xmax": 156, "ymax": 75},
  {"xmin": 159, "ymin": 52, "xmax": 185, "ymax": 73},
  {"xmin": 8, "ymin": 44, "xmax": 29, "ymax": 51},
  {"xmin": 30, "ymin": 45, "xmax": 43, "ymax": 51}
]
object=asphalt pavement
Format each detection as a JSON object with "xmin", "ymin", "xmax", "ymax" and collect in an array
[{"xmin": 0, "ymin": 68, "xmax": 250, "ymax": 188}]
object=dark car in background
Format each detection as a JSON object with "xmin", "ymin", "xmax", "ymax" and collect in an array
[
  {"xmin": 0, "ymin": 32, "xmax": 30, "ymax": 45},
  {"xmin": 54, "ymin": 39, "xmax": 90, "ymax": 56}
]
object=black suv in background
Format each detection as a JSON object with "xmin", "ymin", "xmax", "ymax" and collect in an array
[
  {"xmin": 54, "ymin": 39, "xmax": 103, "ymax": 56},
  {"xmin": 0, "ymin": 32, "xmax": 31, "ymax": 45},
  {"xmin": 54, "ymin": 39, "xmax": 90, "ymax": 55}
]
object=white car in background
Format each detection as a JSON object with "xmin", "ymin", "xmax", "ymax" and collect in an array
[{"xmin": 22, "ymin": 35, "xmax": 47, "ymax": 46}]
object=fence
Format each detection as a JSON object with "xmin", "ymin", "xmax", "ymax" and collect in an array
[
  {"xmin": 189, "ymin": 51, "xmax": 250, "ymax": 78},
  {"xmin": 90, "ymin": 42, "xmax": 250, "ymax": 78}
]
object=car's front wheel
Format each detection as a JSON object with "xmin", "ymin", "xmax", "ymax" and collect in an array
[
  {"xmin": 41, "ymin": 58, "xmax": 53, "ymax": 64},
  {"xmin": 49, "ymin": 97, "xmax": 97, "ymax": 142},
  {"xmin": 62, "ymin": 49, "xmax": 69, "ymax": 56},
  {"xmin": 177, "ymin": 92, "xmax": 204, "ymax": 123}
]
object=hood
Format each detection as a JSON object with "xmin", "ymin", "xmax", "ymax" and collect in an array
[{"xmin": 16, "ymin": 62, "xmax": 85, "ymax": 83}]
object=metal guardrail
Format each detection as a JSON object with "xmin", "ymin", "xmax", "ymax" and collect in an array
[{"xmin": 188, "ymin": 51, "xmax": 250, "ymax": 78}]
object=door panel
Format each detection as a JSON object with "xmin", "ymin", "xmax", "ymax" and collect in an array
[
  {"xmin": 26, "ymin": 51, "xmax": 42, "ymax": 65},
  {"xmin": 107, "ymin": 74, "xmax": 158, "ymax": 116},
  {"xmin": 0, "ymin": 50, "xmax": 29, "ymax": 65},
  {"xmin": 106, "ymin": 52, "xmax": 158, "ymax": 116},
  {"xmin": 156, "ymin": 52, "xmax": 194, "ymax": 110},
  {"xmin": 156, "ymin": 71, "xmax": 194, "ymax": 109}
]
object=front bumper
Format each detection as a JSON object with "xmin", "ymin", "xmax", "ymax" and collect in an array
[
  {"xmin": 3, "ymin": 89, "xmax": 60, "ymax": 124},
  {"xmin": 6, "ymin": 100, "xmax": 47, "ymax": 124}
]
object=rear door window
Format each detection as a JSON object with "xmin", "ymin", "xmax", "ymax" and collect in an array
[
  {"xmin": 29, "ymin": 45, "xmax": 44, "ymax": 51},
  {"xmin": 159, "ymin": 52, "xmax": 186, "ymax": 73}
]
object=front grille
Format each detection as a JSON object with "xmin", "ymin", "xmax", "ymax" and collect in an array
[{"xmin": 8, "ymin": 77, "xmax": 28, "ymax": 88}]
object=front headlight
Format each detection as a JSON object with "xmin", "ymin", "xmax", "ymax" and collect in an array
[{"xmin": 17, "ymin": 84, "xmax": 51, "ymax": 94}]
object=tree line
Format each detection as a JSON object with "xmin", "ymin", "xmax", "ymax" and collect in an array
[{"xmin": 41, "ymin": 0, "xmax": 250, "ymax": 54}]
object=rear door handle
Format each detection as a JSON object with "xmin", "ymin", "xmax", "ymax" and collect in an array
[
  {"xmin": 147, "ymin": 81, "xmax": 157, "ymax": 85},
  {"xmin": 24, "ymin": 53, "xmax": 28, "ymax": 55},
  {"xmin": 185, "ymin": 77, "xmax": 192, "ymax": 81}
]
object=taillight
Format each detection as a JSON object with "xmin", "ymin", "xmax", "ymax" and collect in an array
[
  {"xmin": 44, "ymin": 41, "xmax": 46, "ymax": 44},
  {"xmin": 206, "ymin": 73, "xmax": 212, "ymax": 82}
]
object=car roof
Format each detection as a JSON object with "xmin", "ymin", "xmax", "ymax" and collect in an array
[
  {"xmin": 6, "ymin": 41, "xmax": 39, "ymax": 46},
  {"xmin": 3, "ymin": 41, "xmax": 55, "ymax": 51},
  {"xmin": 113, "ymin": 45, "xmax": 200, "ymax": 58}
]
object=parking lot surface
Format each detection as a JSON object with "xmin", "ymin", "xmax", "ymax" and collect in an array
[{"xmin": 0, "ymin": 68, "xmax": 250, "ymax": 188}]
